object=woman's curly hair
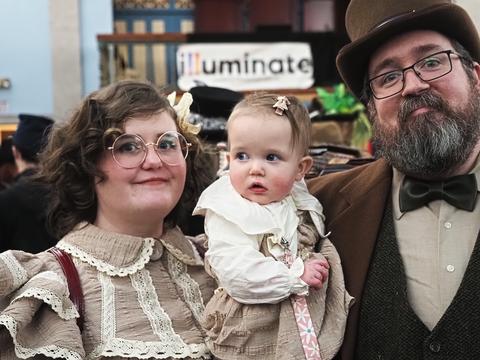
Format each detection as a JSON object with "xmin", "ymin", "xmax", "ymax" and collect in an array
[{"xmin": 39, "ymin": 80, "xmax": 210, "ymax": 239}]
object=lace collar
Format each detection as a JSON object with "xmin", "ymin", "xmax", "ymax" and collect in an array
[{"xmin": 56, "ymin": 223, "xmax": 199, "ymax": 276}]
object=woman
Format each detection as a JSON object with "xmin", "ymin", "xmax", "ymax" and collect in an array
[{"xmin": 0, "ymin": 80, "xmax": 215, "ymax": 359}]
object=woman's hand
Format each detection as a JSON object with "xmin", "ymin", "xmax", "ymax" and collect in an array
[{"xmin": 300, "ymin": 257, "xmax": 330, "ymax": 289}]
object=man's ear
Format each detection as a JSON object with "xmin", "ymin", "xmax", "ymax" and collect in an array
[
  {"xmin": 295, "ymin": 155, "xmax": 313, "ymax": 181},
  {"xmin": 473, "ymin": 62, "xmax": 480, "ymax": 90}
]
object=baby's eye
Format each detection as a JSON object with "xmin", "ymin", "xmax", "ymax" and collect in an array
[
  {"xmin": 266, "ymin": 154, "xmax": 280, "ymax": 161},
  {"xmin": 235, "ymin": 152, "xmax": 249, "ymax": 161}
]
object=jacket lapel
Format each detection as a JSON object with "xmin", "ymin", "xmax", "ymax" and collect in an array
[
  {"xmin": 324, "ymin": 159, "xmax": 392, "ymax": 359},
  {"xmin": 329, "ymin": 159, "xmax": 391, "ymax": 297}
]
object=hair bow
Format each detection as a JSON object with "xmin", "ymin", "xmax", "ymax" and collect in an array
[
  {"xmin": 273, "ymin": 96, "xmax": 291, "ymax": 115},
  {"xmin": 167, "ymin": 91, "xmax": 201, "ymax": 135}
]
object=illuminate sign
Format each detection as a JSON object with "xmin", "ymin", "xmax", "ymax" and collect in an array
[{"xmin": 176, "ymin": 42, "xmax": 314, "ymax": 91}]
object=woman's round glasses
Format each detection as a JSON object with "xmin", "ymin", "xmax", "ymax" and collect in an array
[{"xmin": 108, "ymin": 131, "xmax": 191, "ymax": 168}]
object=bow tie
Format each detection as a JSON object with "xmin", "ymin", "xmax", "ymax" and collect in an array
[{"xmin": 399, "ymin": 174, "xmax": 478, "ymax": 212}]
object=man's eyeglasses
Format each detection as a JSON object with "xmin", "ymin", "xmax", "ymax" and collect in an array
[
  {"xmin": 107, "ymin": 131, "xmax": 191, "ymax": 168},
  {"xmin": 369, "ymin": 50, "xmax": 464, "ymax": 100}
]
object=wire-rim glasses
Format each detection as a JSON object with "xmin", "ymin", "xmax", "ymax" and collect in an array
[
  {"xmin": 369, "ymin": 50, "xmax": 463, "ymax": 100},
  {"xmin": 108, "ymin": 131, "xmax": 191, "ymax": 169}
]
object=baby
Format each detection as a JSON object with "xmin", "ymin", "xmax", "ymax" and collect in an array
[{"xmin": 194, "ymin": 93, "xmax": 352, "ymax": 360}]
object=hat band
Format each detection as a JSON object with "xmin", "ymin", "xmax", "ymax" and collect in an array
[
  {"xmin": 371, "ymin": 10, "xmax": 416, "ymax": 32},
  {"xmin": 370, "ymin": 4, "xmax": 448, "ymax": 33}
]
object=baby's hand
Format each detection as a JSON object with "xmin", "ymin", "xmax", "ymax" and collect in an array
[{"xmin": 300, "ymin": 257, "xmax": 330, "ymax": 289}]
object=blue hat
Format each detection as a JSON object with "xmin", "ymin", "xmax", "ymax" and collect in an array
[{"xmin": 12, "ymin": 114, "xmax": 54, "ymax": 160}]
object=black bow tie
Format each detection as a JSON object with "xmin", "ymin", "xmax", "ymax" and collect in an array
[{"xmin": 399, "ymin": 174, "xmax": 478, "ymax": 212}]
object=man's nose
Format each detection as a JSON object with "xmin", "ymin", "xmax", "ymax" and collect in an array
[{"xmin": 401, "ymin": 69, "xmax": 430, "ymax": 97}]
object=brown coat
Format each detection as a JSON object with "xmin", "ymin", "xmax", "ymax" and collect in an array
[{"xmin": 307, "ymin": 158, "xmax": 392, "ymax": 360}]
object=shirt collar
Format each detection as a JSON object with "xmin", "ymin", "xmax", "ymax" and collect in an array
[
  {"xmin": 471, "ymin": 153, "xmax": 480, "ymax": 192},
  {"xmin": 392, "ymin": 167, "xmax": 405, "ymax": 220}
]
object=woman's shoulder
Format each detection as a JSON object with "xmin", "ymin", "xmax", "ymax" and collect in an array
[
  {"xmin": 0, "ymin": 249, "xmax": 84, "ymax": 359},
  {"xmin": 0, "ymin": 249, "xmax": 64, "ymax": 297}
]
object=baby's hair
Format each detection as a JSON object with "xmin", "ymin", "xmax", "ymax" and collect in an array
[{"xmin": 228, "ymin": 93, "xmax": 311, "ymax": 155}]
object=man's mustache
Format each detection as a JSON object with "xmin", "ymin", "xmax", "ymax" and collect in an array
[{"xmin": 398, "ymin": 92, "xmax": 449, "ymax": 123}]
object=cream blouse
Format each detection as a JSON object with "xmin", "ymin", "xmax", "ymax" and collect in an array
[
  {"xmin": 0, "ymin": 223, "xmax": 215, "ymax": 359},
  {"xmin": 193, "ymin": 175, "xmax": 329, "ymax": 304}
]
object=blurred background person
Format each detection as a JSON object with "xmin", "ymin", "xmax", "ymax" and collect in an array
[
  {"xmin": 0, "ymin": 138, "xmax": 17, "ymax": 190},
  {"xmin": 0, "ymin": 114, "xmax": 56, "ymax": 253}
]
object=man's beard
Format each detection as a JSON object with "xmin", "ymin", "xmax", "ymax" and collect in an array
[{"xmin": 371, "ymin": 88, "xmax": 480, "ymax": 178}]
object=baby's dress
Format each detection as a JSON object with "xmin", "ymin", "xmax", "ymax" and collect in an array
[
  {"xmin": 0, "ymin": 223, "xmax": 215, "ymax": 359},
  {"xmin": 193, "ymin": 176, "xmax": 353, "ymax": 360}
]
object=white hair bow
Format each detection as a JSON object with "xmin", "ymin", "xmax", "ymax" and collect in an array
[{"xmin": 167, "ymin": 91, "xmax": 201, "ymax": 135}]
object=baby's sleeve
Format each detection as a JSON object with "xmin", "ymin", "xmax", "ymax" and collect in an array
[{"xmin": 204, "ymin": 211, "xmax": 309, "ymax": 304}]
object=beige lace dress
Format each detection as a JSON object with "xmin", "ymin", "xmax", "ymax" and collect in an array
[{"xmin": 0, "ymin": 223, "xmax": 216, "ymax": 359}]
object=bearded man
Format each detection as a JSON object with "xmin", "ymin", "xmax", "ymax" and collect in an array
[{"xmin": 308, "ymin": 0, "xmax": 480, "ymax": 359}]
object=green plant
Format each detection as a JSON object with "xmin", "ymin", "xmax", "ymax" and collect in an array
[
  {"xmin": 351, "ymin": 110, "xmax": 372, "ymax": 150},
  {"xmin": 316, "ymin": 83, "xmax": 359, "ymax": 115},
  {"xmin": 316, "ymin": 83, "xmax": 372, "ymax": 150}
]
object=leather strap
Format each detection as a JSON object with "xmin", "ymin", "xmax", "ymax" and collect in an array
[{"xmin": 48, "ymin": 247, "xmax": 84, "ymax": 332}]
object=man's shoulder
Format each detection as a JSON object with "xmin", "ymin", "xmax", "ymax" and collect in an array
[
  {"xmin": 0, "ymin": 178, "xmax": 37, "ymax": 198},
  {"xmin": 0, "ymin": 177, "xmax": 50, "ymax": 214},
  {"xmin": 0, "ymin": 183, "xmax": 17, "ymax": 201},
  {"xmin": 308, "ymin": 158, "xmax": 390, "ymax": 194}
]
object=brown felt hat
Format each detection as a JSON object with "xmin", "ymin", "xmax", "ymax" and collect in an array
[{"xmin": 336, "ymin": 0, "xmax": 480, "ymax": 100}]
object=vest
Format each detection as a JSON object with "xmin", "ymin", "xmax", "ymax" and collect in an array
[{"xmin": 355, "ymin": 201, "xmax": 480, "ymax": 359}]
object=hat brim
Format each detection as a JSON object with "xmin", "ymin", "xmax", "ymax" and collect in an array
[{"xmin": 337, "ymin": 4, "xmax": 480, "ymax": 100}]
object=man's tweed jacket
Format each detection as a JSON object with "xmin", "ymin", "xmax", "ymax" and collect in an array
[{"xmin": 308, "ymin": 158, "xmax": 392, "ymax": 359}]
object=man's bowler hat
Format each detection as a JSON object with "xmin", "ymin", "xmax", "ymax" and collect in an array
[{"xmin": 336, "ymin": 0, "xmax": 480, "ymax": 100}]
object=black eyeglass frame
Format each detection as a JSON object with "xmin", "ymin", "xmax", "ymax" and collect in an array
[{"xmin": 368, "ymin": 50, "xmax": 464, "ymax": 100}]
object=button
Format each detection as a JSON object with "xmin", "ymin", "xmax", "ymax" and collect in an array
[
  {"xmin": 444, "ymin": 222, "xmax": 452, "ymax": 229},
  {"xmin": 429, "ymin": 341, "xmax": 441, "ymax": 353},
  {"xmin": 446, "ymin": 265, "xmax": 455, "ymax": 272}
]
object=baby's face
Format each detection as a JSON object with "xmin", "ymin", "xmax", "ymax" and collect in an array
[{"xmin": 227, "ymin": 113, "xmax": 310, "ymax": 205}]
